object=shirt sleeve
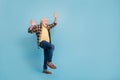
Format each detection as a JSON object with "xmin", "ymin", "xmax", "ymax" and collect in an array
[
  {"xmin": 28, "ymin": 25, "xmax": 37, "ymax": 33},
  {"xmin": 47, "ymin": 22, "xmax": 57, "ymax": 29}
]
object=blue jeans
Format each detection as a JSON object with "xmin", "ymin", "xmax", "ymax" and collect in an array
[{"xmin": 40, "ymin": 41, "xmax": 55, "ymax": 70}]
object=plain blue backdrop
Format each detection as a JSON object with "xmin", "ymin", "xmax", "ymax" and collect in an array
[{"xmin": 0, "ymin": 0, "xmax": 120, "ymax": 80}]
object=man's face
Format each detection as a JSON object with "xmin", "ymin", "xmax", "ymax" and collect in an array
[{"xmin": 41, "ymin": 18, "xmax": 48, "ymax": 25}]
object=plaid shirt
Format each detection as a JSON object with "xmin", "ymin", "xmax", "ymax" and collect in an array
[{"xmin": 28, "ymin": 22, "xmax": 57, "ymax": 48}]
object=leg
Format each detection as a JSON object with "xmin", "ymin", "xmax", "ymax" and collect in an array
[
  {"xmin": 43, "ymin": 49, "xmax": 48, "ymax": 70},
  {"xmin": 42, "ymin": 48, "xmax": 52, "ymax": 74},
  {"xmin": 47, "ymin": 44, "xmax": 54, "ymax": 62},
  {"xmin": 40, "ymin": 41, "xmax": 56, "ymax": 70},
  {"xmin": 40, "ymin": 41, "xmax": 55, "ymax": 63}
]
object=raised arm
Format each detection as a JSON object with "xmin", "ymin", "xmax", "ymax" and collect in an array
[
  {"xmin": 28, "ymin": 20, "xmax": 37, "ymax": 33},
  {"xmin": 47, "ymin": 12, "xmax": 58, "ymax": 29},
  {"xmin": 54, "ymin": 12, "xmax": 58, "ymax": 23}
]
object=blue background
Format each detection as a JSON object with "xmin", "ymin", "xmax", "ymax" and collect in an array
[{"xmin": 0, "ymin": 0, "xmax": 120, "ymax": 80}]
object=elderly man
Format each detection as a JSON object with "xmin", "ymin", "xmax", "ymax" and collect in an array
[{"xmin": 28, "ymin": 12, "xmax": 58, "ymax": 74}]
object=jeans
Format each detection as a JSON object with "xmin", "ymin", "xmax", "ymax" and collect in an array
[{"xmin": 40, "ymin": 41, "xmax": 55, "ymax": 70}]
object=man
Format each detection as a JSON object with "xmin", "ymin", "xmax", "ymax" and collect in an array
[{"xmin": 28, "ymin": 12, "xmax": 58, "ymax": 74}]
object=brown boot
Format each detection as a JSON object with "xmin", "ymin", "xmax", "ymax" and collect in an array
[
  {"xmin": 47, "ymin": 62, "xmax": 57, "ymax": 69},
  {"xmin": 42, "ymin": 70, "xmax": 52, "ymax": 74}
]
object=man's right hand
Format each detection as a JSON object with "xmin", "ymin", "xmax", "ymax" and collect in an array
[
  {"xmin": 30, "ymin": 20, "xmax": 36, "ymax": 30},
  {"xmin": 30, "ymin": 20, "xmax": 36, "ymax": 26}
]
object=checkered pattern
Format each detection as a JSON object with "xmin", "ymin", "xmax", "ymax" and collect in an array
[{"xmin": 28, "ymin": 22, "xmax": 57, "ymax": 48}]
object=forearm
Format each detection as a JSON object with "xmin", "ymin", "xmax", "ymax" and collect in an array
[
  {"xmin": 49, "ymin": 15, "xmax": 58, "ymax": 27},
  {"xmin": 54, "ymin": 17, "xmax": 57, "ymax": 23},
  {"xmin": 28, "ymin": 25, "xmax": 36, "ymax": 33}
]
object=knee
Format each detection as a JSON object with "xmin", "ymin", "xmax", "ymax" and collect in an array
[{"xmin": 51, "ymin": 44, "xmax": 55, "ymax": 50}]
